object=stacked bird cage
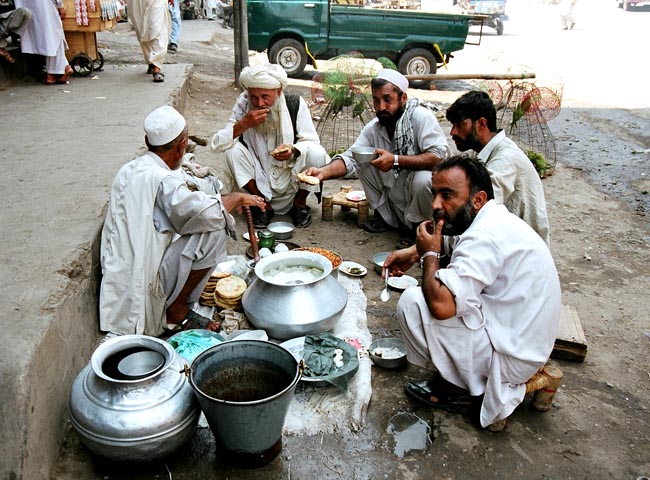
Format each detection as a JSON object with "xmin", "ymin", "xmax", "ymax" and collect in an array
[
  {"xmin": 478, "ymin": 76, "xmax": 563, "ymax": 178},
  {"xmin": 310, "ymin": 55, "xmax": 381, "ymax": 158}
]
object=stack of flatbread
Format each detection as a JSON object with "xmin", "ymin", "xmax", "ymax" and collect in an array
[
  {"xmin": 199, "ymin": 271, "xmax": 231, "ymax": 307},
  {"xmin": 214, "ymin": 276, "xmax": 247, "ymax": 311}
]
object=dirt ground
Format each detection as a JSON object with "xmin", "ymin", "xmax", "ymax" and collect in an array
[{"xmin": 54, "ymin": 8, "xmax": 650, "ymax": 479}]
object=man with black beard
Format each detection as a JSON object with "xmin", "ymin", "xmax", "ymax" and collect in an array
[
  {"xmin": 383, "ymin": 156, "xmax": 561, "ymax": 432},
  {"xmin": 304, "ymin": 69, "xmax": 450, "ymax": 234},
  {"xmin": 446, "ymin": 90, "xmax": 550, "ymax": 246}
]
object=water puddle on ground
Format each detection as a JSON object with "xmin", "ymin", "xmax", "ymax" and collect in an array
[{"xmin": 386, "ymin": 412, "xmax": 432, "ymax": 458}]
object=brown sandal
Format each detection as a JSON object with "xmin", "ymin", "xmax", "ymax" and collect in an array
[
  {"xmin": 0, "ymin": 48, "xmax": 15, "ymax": 64},
  {"xmin": 56, "ymin": 65, "xmax": 73, "ymax": 84}
]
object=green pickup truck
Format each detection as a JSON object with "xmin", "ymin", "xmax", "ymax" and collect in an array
[{"xmin": 247, "ymin": 0, "xmax": 475, "ymax": 78}]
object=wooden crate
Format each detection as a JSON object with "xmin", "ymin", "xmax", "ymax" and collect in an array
[
  {"xmin": 62, "ymin": 0, "xmax": 117, "ymax": 32},
  {"xmin": 64, "ymin": 30, "xmax": 98, "ymax": 61}
]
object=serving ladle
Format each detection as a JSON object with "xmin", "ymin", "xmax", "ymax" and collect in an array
[{"xmin": 380, "ymin": 272, "xmax": 391, "ymax": 302}]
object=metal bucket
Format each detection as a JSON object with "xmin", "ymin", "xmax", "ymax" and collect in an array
[{"xmin": 188, "ymin": 340, "xmax": 301, "ymax": 468}]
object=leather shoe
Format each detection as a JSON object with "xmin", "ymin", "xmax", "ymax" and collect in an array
[{"xmin": 290, "ymin": 205, "xmax": 312, "ymax": 228}]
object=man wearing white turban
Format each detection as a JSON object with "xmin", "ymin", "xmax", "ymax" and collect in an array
[
  {"xmin": 211, "ymin": 64, "xmax": 330, "ymax": 228},
  {"xmin": 304, "ymin": 69, "xmax": 451, "ymax": 236},
  {"xmin": 100, "ymin": 105, "xmax": 266, "ymax": 336}
]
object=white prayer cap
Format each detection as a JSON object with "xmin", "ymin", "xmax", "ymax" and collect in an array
[
  {"xmin": 144, "ymin": 105, "xmax": 186, "ymax": 146},
  {"xmin": 239, "ymin": 64, "xmax": 288, "ymax": 90},
  {"xmin": 375, "ymin": 69, "xmax": 409, "ymax": 92}
]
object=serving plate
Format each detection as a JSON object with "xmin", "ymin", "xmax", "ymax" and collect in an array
[
  {"xmin": 387, "ymin": 275, "xmax": 418, "ymax": 292},
  {"xmin": 339, "ymin": 261, "xmax": 367, "ymax": 277},
  {"xmin": 345, "ymin": 190, "xmax": 366, "ymax": 202},
  {"xmin": 242, "ymin": 231, "xmax": 258, "ymax": 242},
  {"xmin": 280, "ymin": 336, "xmax": 359, "ymax": 387}
]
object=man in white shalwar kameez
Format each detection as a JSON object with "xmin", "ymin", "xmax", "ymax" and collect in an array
[
  {"xmin": 446, "ymin": 90, "xmax": 550, "ymax": 247},
  {"xmin": 211, "ymin": 64, "xmax": 330, "ymax": 228},
  {"xmin": 100, "ymin": 105, "xmax": 266, "ymax": 337},
  {"xmin": 14, "ymin": 0, "xmax": 72, "ymax": 84},
  {"xmin": 383, "ymin": 156, "xmax": 561, "ymax": 431},
  {"xmin": 305, "ymin": 69, "xmax": 450, "ymax": 234},
  {"xmin": 126, "ymin": 0, "xmax": 171, "ymax": 82}
]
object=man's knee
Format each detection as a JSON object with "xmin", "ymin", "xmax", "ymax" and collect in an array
[
  {"xmin": 302, "ymin": 146, "xmax": 330, "ymax": 169},
  {"xmin": 412, "ymin": 170, "xmax": 432, "ymax": 193}
]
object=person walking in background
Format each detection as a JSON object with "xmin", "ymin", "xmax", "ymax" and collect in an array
[
  {"xmin": 0, "ymin": 7, "xmax": 32, "ymax": 64},
  {"xmin": 14, "ymin": 0, "xmax": 72, "ymax": 84},
  {"xmin": 560, "ymin": 0, "xmax": 577, "ymax": 29},
  {"xmin": 167, "ymin": 0, "xmax": 181, "ymax": 52},
  {"xmin": 126, "ymin": 0, "xmax": 171, "ymax": 82}
]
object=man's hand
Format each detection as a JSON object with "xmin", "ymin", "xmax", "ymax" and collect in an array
[
  {"xmin": 222, "ymin": 193, "xmax": 266, "ymax": 214},
  {"xmin": 233, "ymin": 107, "xmax": 271, "ymax": 138},
  {"xmin": 271, "ymin": 144, "xmax": 295, "ymax": 161},
  {"xmin": 383, "ymin": 245, "xmax": 419, "ymax": 278},
  {"xmin": 369, "ymin": 148, "xmax": 394, "ymax": 173},
  {"xmin": 301, "ymin": 166, "xmax": 325, "ymax": 182},
  {"xmin": 415, "ymin": 220, "xmax": 444, "ymax": 257}
]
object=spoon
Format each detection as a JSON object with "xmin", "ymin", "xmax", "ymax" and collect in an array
[{"xmin": 380, "ymin": 272, "xmax": 391, "ymax": 302}]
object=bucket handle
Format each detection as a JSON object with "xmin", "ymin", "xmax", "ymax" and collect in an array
[{"xmin": 180, "ymin": 364, "xmax": 191, "ymax": 377}]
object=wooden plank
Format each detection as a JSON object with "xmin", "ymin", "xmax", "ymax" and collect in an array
[{"xmin": 551, "ymin": 304, "xmax": 587, "ymax": 363}]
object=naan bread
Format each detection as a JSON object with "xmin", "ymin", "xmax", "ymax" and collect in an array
[{"xmin": 297, "ymin": 172, "xmax": 320, "ymax": 185}]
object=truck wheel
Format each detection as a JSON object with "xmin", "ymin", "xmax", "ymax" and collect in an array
[
  {"xmin": 268, "ymin": 38, "xmax": 307, "ymax": 77},
  {"xmin": 398, "ymin": 48, "xmax": 436, "ymax": 89},
  {"xmin": 494, "ymin": 17, "xmax": 504, "ymax": 35}
]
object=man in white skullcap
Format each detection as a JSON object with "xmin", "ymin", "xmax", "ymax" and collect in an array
[
  {"xmin": 304, "ymin": 69, "xmax": 451, "ymax": 237},
  {"xmin": 126, "ymin": 0, "xmax": 171, "ymax": 82},
  {"xmin": 211, "ymin": 64, "xmax": 330, "ymax": 228},
  {"xmin": 100, "ymin": 105, "xmax": 266, "ymax": 336}
]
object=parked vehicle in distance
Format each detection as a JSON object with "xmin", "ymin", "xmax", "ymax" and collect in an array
[
  {"xmin": 617, "ymin": 0, "xmax": 649, "ymax": 10},
  {"xmin": 247, "ymin": 0, "xmax": 478, "ymax": 79}
]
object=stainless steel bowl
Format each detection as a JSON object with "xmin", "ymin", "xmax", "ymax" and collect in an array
[
  {"xmin": 369, "ymin": 337, "xmax": 407, "ymax": 369},
  {"xmin": 372, "ymin": 252, "xmax": 390, "ymax": 274},
  {"xmin": 268, "ymin": 221, "xmax": 295, "ymax": 240},
  {"xmin": 117, "ymin": 350, "xmax": 165, "ymax": 380},
  {"xmin": 351, "ymin": 147, "xmax": 378, "ymax": 163}
]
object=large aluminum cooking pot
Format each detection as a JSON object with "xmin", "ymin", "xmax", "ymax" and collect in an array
[
  {"xmin": 242, "ymin": 251, "xmax": 348, "ymax": 340},
  {"xmin": 68, "ymin": 335, "xmax": 199, "ymax": 462}
]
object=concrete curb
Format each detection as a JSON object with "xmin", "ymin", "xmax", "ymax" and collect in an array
[{"xmin": 0, "ymin": 62, "xmax": 191, "ymax": 479}]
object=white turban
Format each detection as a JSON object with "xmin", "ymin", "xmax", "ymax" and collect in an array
[
  {"xmin": 239, "ymin": 64, "xmax": 288, "ymax": 90},
  {"xmin": 376, "ymin": 69, "xmax": 409, "ymax": 93},
  {"xmin": 144, "ymin": 105, "xmax": 186, "ymax": 146}
]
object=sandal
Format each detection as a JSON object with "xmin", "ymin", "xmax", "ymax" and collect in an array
[
  {"xmin": 396, "ymin": 237, "xmax": 414, "ymax": 250},
  {"xmin": 0, "ymin": 47, "xmax": 15, "ymax": 64},
  {"xmin": 152, "ymin": 71, "xmax": 165, "ymax": 83},
  {"xmin": 146, "ymin": 63, "xmax": 155, "ymax": 74},
  {"xmin": 290, "ymin": 205, "xmax": 312, "ymax": 228},
  {"xmin": 180, "ymin": 310, "xmax": 219, "ymax": 331},
  {"xmin": 404, "ymin": 376, "xmax": 481, "ymax": 414},
  {"xmin": 56, "ymin": 65, "xmax": 73, "ymax": 84},
  {"xmin": 43, "ymin": 74, "xmax": 57, "ymax": 85},
  {"xmin": 362, "ymin": 212, "xmax": 390, "ymax": 233}
]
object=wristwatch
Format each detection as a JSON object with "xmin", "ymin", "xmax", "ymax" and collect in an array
[
  {"xmin": 420, "ymin": 250, "xmax": 441, "ymax": 268},
  {"xmin": 393, "ymin": 154, "xmax": 400, "ymax": 178}
]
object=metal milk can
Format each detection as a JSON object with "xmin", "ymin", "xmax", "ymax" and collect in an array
[{"xmin": 68, "ymin": 334, "xmax": 199, "ymax": 462}]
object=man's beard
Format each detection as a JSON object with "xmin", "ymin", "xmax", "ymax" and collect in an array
[
  {"xmin": 376, "ymin": 103, "xmax": 405, "ymax": 129},
  {"xmin": 452, "ymin": 124, "xmax": 482, "ymax": 152},
  {"xmin": 251, "ymin": 102, "xmax": 281, "ymax": 138},
  {"xmin": 434, "ymin": 198, "xmax": 477, "ymax": 236}
]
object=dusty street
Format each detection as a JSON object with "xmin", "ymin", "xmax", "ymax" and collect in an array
[{"xmin": 54, "ymin": 0, "xmax": 649, "ymax": 478}]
